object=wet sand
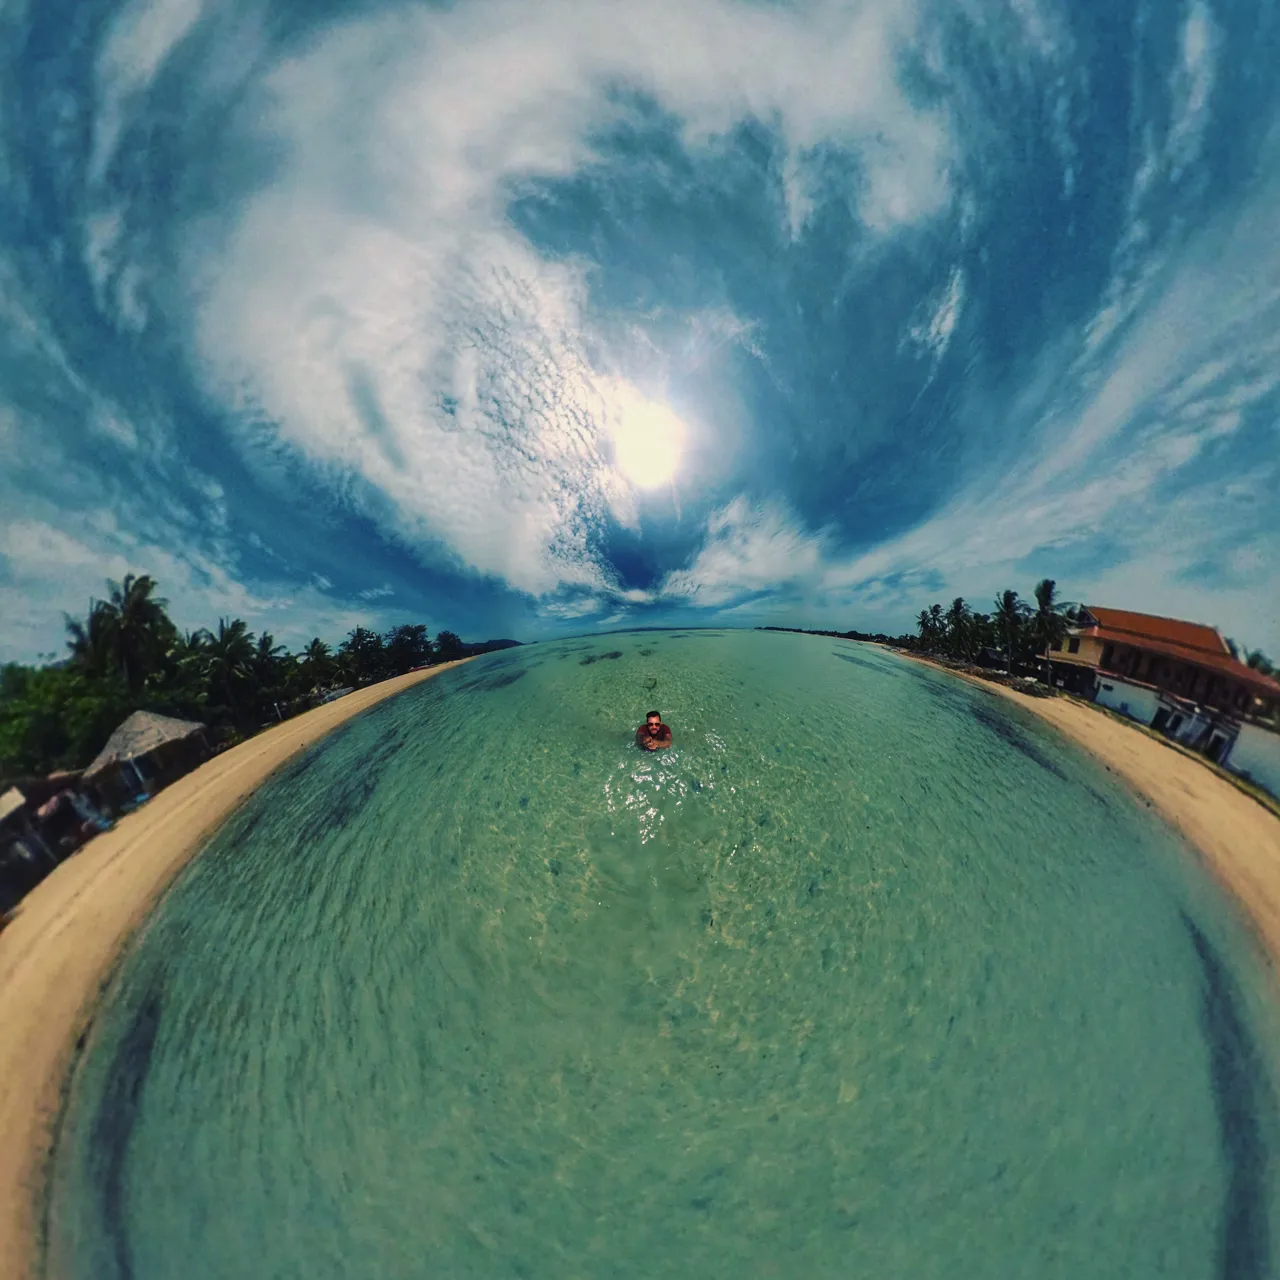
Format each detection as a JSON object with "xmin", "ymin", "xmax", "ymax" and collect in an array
[
  {"xmin": 902, "ymin": 651, "xmax": 1280, "ymax": 970},
  {"xmin": 0, "ymin": 661, "xmax": 469, "ymax": 1280}
]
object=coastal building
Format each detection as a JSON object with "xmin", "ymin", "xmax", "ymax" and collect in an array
[
  {"xmin": 85, "ymin": 711, "xmax": 210, "ymax": 814},
  {"xmin": 1047, "ymin": 605, "xmax": 1280, "ymax": 795}
]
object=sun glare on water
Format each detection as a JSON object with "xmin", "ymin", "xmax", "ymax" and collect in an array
[{"xmin": 610, "ymin": 390, "xmax": 686, "ymax": 489}]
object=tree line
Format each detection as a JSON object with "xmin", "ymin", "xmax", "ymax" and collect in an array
[
  {"xmin": 0, "ymin": 574, "xmax": 492, "ymax": 783},
  {"xmin": 914, "ymin": 579, "xmax": 1069, "ymax": 672},
  {"xmin": 913, "ymin": 578, "xmax": 1275, "ymax": 678}
]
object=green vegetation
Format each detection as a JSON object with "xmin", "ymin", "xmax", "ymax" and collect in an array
[
  {"xmin": 0, "ymin": 574, "xmax": 505, "ymax": 783},
  {"xmin": 914, "ymin": 578, "xmax": 1074, "ymax": 673}
]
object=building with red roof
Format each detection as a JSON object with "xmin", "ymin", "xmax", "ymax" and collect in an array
[{"xmin": 1047, "ymin": 605, "xmax": 1280, "ymax": 789}]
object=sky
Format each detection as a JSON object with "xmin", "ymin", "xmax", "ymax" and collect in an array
[{"xmin": 1, "ymin": 0, "xmax": 1277, "ymax": 663}]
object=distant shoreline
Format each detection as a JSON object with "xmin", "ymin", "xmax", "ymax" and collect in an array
[
  {"xmin": 0, "ymin": 660, "xmax": 471, "ymax": 1280},
  {"xmin": 891, "ymin": 646, "xmax": 1280, "ymax": 973}
]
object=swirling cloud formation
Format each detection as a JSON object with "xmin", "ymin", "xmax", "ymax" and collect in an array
[{"xmin": 1, "ymin": 0, "xmax": 1276, "ymax": 657}]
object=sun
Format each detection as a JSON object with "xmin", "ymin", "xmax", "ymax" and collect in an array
[{"xmin": 610, "ymin": 392, "xmax": 686, "ymax": 490}]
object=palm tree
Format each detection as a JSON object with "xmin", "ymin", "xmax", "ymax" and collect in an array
[
  {"xmin": 339, "ymin": 626, "xmax": 386, "ymax": 684},
  {"xmin": 103, "ymin": 574, "xmax": 174, "ymax": 690},
  {"xmin": 1245, "ymin": 650, "xmax": 1274, "ymax": 676},
  {"xmin": 1030, "ymin": 578, "xmax": 1068, "ymax": 684},
  {"xmin": 915, "ymin": 609, "xmax": 934, "ymax": 651},
  {"xmin": 152, "ymin": 628, "xmax": 212, "ymax": 712},
  {"xmin": 301, "ymin": 638, "xmax": 333, "ymax": 690},
  {"xmin": 65, "ymin": 601, "xmax": 116, "ymax": 678},
  {"xmin": 250, "ymin": 632, "xmax": 290, "ymax": 720},
  {"xmin": 969, "ymin": 611, "xmax": 994, "ymax": 652},
  {"xmin": 203, "ymin": 618, "xmax": 256, "ymax": 722},
  {"xmin": 929, "ymin": 603, "xmax": 943, "ymax": 641},
  {"xmin": 435, "ymin": 630, "xmax": 465, "ymax": 662},
  {"xmin": 253, "ymin": 632, "xmax": 287, "ymax": 683},
  {"xmin": 945, "ymin": 597, "xmax": 970, "ymax": 659},
  {"xmin": 992, "ymin": 589, "xmax": 1029, "ymax": 673},
  {"xmin": 384, "ymin": 623, "xmax": 433, "ymax": 673}
]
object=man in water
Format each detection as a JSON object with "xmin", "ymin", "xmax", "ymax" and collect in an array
[{"xmin": 636, "ymin": 710, "xmax": 673, "ymax": 751}]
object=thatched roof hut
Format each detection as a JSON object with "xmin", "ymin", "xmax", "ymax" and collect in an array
[{"xmin": 85, "ymin": 711, "xmax": 207, "ymax": 779}]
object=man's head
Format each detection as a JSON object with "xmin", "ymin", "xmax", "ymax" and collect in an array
[{"xmin": 646, "ymin": 711, "xmax": 662, "ymax": 730}]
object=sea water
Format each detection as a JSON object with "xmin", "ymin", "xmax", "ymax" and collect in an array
[{"xmin": 44, "ymin": 631, "xmax": 1280, "ymax": 1279}]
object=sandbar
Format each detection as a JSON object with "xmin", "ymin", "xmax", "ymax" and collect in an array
[{"xmin": 0, "ymin": 660, "xmax": 469, "ymax": 1280}]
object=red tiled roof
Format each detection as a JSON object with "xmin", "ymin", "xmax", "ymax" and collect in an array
[
  {"xmin": 1077, "ymin": 605, "xmax": 1280, "ymax": 698},
  {"xmin": 1083, "ymin": 606, "xmax": 1229, "ymax": 656}
]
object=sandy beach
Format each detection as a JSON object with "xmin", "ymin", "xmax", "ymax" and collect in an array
[
  {"xmin": 0, "ymin": 660, "xmax": 469, "ymax": 1280},
  {"xmin": 4, "ymin": 650, "xmax": 1280, "ymax": 1277}
]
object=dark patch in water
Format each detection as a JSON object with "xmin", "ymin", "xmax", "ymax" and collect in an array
[
  {"xmin": 579, "ymin": 655, "xmax": 598, "ymax": 665},
  {"xmin": 969, "ymin": 702, "xmax": 1066, "ymax": 779},
  {"xmin": 832, "ymin": 651, "xmax": 889, "ymax": 674},
  {"xmin": 639, "ymin": 648, "xmax": 655, "ymax": 656},
  {"xmin": 482, "ymin": 669, "xmax": 526, "ymax": 691},
  {"xmin": 89, "ymin": 977, "xmax": 165, "ymax": 1279},
  {"xmin": 1184, "ymin": 914, "xmax": 1274, "ymax": 1280},
  {"xmin": 897, "ymin": 660, "xmax": 972, "ymax": 709},
  {"xmin": 601, "ymin": 651, "xmax": 623, "ymax": 660},
  {"xmin": 293, "ymin": 721, "xmax": 408, "ymax": 838}
]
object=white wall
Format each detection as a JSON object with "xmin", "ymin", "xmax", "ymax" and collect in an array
[
  {"xmin": 1095, "ymin": 677, "xmax": 1161, "ymax": 724},
  {"xmin": 1226, "ymin": 723, "xmax": 1280, "ymax": 799}
]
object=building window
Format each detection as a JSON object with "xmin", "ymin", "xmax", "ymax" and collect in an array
[
  {"xmin": 1102, "ymin": 644, "xmax": 1114, "ymax": 667},
  {"xmin": 1235, "ymin": 689, "xmax": 1248, "ymax": 709},
  {"xmin": 1068, "ymin": 638, "xmax": 1080, "ymax": 654}
]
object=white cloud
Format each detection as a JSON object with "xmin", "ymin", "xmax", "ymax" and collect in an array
[
  {"xmin": 659, "ymin": 497, "xmax": 831, "ymax": 607},
  {"xmin": 903, "ymin": 266, "xmax": 965, "ymax": 364},
  {"xmin": 1082, "ymin": 1, "xmax": 1218, "ymax": 360},
  {"xmin": 645, "ymin": 143, "xmax": 1280, "ymax": 646},
  {"xmin": 1166, "ymin": 0, "xmax": 1217, "ymax": 181},
  {"xmin": 172, "ymin": 0, "xmax": 953, "ymax": 605},
  {"xmin": 537, "ymin": 596, "xmax": 609, "ymax": 620},
  {"xmin": 813, "ymin": 159, "xmax": 1280, "ymax": 644},
  {"xmin": 91, "ymin": 0, "xmax": 205, "ymax": 185},
  {"xmin": 32, "ymin": 0, "xmax": 1271, "ymax": 659},
  {"xmin": 0, "ymin": 514, "xmax": 382, "ymax": 663}
]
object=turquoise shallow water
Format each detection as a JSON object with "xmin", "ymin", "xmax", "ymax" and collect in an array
[{"xmin": 46, "ymin": 632, "xmax": 1280, "ymax": 1278}]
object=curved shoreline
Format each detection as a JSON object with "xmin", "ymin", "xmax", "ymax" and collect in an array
[
  {"xmin": 0, "ymin": 661, "xmax": 470, "ymax": 1280},
  {"xmin": 894, "ymin": 649, "xmax": 1280, "ymax": 971},
  {"xmin": 5, "ymin": 648, "xmax": 1280, "ymax": 1276}
]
